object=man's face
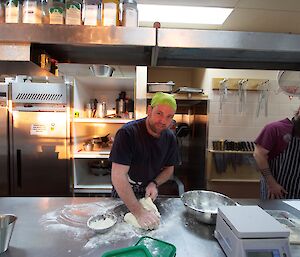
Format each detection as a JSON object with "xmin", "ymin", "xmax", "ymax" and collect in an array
[{"xmin": 147, "ymin": 104, "xmax": 175, "ymax": 135}]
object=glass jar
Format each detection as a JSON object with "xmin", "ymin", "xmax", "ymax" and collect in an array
[
  {"xmin": 49, "ymin": 0, "xmax": 64, "ymax": 24},
  {"xmin": 5, "ymin": 0, "xmax": 20, "ymax": 23},
  {"xmin": 0, "ymin": 1, "xmax": 5, "ymax": 23},
  {"xmin": 65, "ymin": 0, "xmax": 81, "ymax": 25},
  {"xmin": 122, "ymin": 0, "xmax": 137, "ymax": 27},
  {"xmin": 82, "ymin": 0, "xmax": 100, "ymax": 26},
  {"xmin": 22, "ymin": 0, "xmax": 42, "ymax": 24},
  {"xmin": 101, "ymin": 0, "xmax": 119, "ymax": 26}
]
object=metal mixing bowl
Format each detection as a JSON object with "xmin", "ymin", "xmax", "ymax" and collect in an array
[
  {"xmin": 89, "ymin": 64, "xmax": 114, "ymax": 77},
  {"xmin": 181, "ymin": 190, "xmax": 237, "ymax": 224},
  {"xmin": 87, "ymin": 213, "xmax": 117, "ymax": 234}
]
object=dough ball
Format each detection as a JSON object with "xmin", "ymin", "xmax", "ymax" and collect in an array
[{"xmin": 124, "ymin": 197, "xmax": 160, "ymax": 229}]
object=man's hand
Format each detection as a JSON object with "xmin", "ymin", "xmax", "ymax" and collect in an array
[
  {"xmin": 253, "ymin": 145, "xmax": 289, "ymax": 199},
  {"xmin": 267, "ymin": 180, "xmax": 288, "ymax": 199},
  {"xmin": 134, "ymin": 206, "xmax": 160, "ymax": 230},
  {"xmin": 145, "ymin": 182, "xmax": 158, "ymax": 201}
]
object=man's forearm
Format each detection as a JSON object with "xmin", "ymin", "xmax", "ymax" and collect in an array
[
  {"xmin": 253, "ymin": 150, "xmax": 276, "ymax": 185},
  {"xmin": 111, "ymin": 171, "xmax": 142, "ymax": 215},
  {"xmin": 153, "ymin": 166, "xmax": 174, "ymax": 186},
  {"xmin": 254, "ymin": 157, "xmax": 272, "ymax": 179}
]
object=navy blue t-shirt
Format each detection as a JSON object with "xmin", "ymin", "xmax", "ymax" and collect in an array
[{"xmin": 109, "ymin": 118, "xmax": 179, "ymax": 186}]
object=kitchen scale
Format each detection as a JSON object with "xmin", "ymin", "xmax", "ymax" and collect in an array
[{"xmin": 214, "ymin": 205, "xmax": 291, "ymax": 257}]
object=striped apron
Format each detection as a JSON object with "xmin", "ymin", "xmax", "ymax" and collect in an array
[{"xmin": 260, "ymin": 136, "xmax": 300, "ymax": 199}]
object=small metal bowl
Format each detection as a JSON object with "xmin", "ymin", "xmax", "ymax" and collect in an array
[
  {"xmin": 87, "ymin": 213, "xmax": 117, "ymax": 234},
  {"xmin": 89, "ymin": 64, "xmax": 115, "ymax": 77},
  {"xmin": 181, "ymin": 190, "xmax": 237, "ymax": 224}
]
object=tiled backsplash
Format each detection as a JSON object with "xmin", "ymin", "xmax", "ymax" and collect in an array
[{"xmin": 201, "ymin": 69, "xmax": 300, "ymax": 148}]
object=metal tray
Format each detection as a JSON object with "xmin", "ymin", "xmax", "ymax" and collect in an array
[
  {"xmin": 147, "ymin": 81, "xmax": 175, "ymax": 93},
  {"xmin": 173, "ymin": 87, "xmax": 203, "ymax": 94}
]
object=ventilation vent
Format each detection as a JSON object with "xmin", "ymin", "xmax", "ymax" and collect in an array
[
  {"xmin": 15, "ymin": 93, "xmax": 63, "ymax": 101},
  {"xmin": 11, "ymin": 82, "xmax": 67, "ymax": 104}
]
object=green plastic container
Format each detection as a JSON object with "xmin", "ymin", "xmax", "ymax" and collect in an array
[
  {"xmin": 102, "ymin": 245, "xmax": 152, "ymax": 257},
  {"xmin": 135, "ymin": 236, "xmax": 176, "ymax": 257}
]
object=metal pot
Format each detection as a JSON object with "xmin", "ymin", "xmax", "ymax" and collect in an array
[
  {"xmin": 89, "ymin": 64, "xmax": 114, "ymax": 77},
  {"xmin": 83, "ymin": 142, "xmax": 94, "ymax": 151},
  {"xmin": 181, "ymin": 190, "xmax": 237, "ymax": 224},
  {"xmin": 147, "ymin": 81, "xmax": 175, "ymax": 93}
]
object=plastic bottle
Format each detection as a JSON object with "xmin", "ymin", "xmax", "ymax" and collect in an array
[
  {"xmin": 122, "ymin": 0, "xmax": 137, "ymax": 27},
  {"xmin": 65, "ymin": 0, "xmax": 81, "ymax": 25},
  {"xmin": 83, "ymin": 0, "xmax": 100, "ymax": 26},
  {"xmin": 102, "ymin": 0, "xmax": 119, "ymax": 26},
  {"xmin": 49, "ymin": 0, "xmax": 64, "ymax": 24},
  {"xmin": 22, "ymin": 0, "xmax": 42, "ymax": 24},
  {"xmin": 86, "ymin": 103, "xmax": 92, "ymax": 118},
  {"xmin": 5, "ymin": 0, "xmax": 20, "ymax": 23}
]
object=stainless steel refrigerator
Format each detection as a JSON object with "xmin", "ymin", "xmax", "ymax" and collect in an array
[
  {"xmin": 8, "ymin": 77, "xmax": 71, "ymax": 196},
  {"xmin": 0, "ymin": 81, "xmax": 9, "ymax": 196}
]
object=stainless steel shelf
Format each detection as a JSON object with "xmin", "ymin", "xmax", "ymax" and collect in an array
[
  {"xmin": 0, "ymin": 24, "xmax": 155, "ymax": 46},
  {"xmin": 209, "ymin": 150, "xmax": 254, "ymax": 154},
  {"xmin": 73, "ymin": 152, "xmax": 110, "ymax": 159},
  {"xmin": 73, "ymin": 118, "xmax": 133, "ymax": 123},
  {"xmin": 74, "ymin": 187, "xmax": 112, "ymax": 194},
  {"xmin": 146, "ymin": 92, "xmax": 208, "ymax": 100},
  {"xmin": 74, "ymin": 172, "xmax": 112, "ymax": 193},
  {"xmin": 0, "ymin": 24, "xmax": 156, "ymax": 65}
]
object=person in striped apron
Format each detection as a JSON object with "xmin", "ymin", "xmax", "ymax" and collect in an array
[
  {"xmin": 254, "ymin": 105, "xmax": 300, "ymax": 199},
  {"xmin": 109, "ymin": 92, "xmax": 179, "ymax": 229}
]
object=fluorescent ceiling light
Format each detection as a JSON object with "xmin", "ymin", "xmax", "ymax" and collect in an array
[{"xmin": 138, "ymin": 5, "xmax": 233, "ymax": 25}]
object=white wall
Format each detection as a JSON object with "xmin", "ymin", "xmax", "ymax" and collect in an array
[{"xmin": 201, "ymin": 69, "xmax": 300, "ymax": 148}]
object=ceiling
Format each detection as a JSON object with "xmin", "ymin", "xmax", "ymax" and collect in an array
[{"xmin": 137, "ymin": 0, "xmax": 300, "ymax": 34}]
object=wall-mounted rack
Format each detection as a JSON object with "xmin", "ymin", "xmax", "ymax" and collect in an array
[{"xmin": 212, "ymin": 78, "xmax": 269, "ymax": 91}]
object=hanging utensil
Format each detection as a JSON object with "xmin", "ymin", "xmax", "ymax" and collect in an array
[
  {"xmin": 218, "ymin": 79, "xmax": 228, "ymax": 122},
  {"xmin": 238, "ymin": 79, "xmax": 248, "ymax": 114},
  {"xmin": 256, "ymin": 80, "xmax": 270, "ymax": 118}
]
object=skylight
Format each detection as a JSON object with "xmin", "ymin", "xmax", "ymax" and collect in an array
[{"xmin": 138, "ymin": 5, "xmax": 233, "ymax": 25}]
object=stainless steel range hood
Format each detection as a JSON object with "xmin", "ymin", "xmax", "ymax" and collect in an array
[
  {"xmin": 154, "ymin": 29, "xmax": 300, "ymax": 70},
  {"xmin": 1, "ymin": 24, "xmax": 300, "ymax": 70}
]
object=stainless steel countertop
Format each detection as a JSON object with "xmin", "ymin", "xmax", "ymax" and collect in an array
[{"xmin": 0, "ymin": 197, "xmax": 300, "ymax": 257}]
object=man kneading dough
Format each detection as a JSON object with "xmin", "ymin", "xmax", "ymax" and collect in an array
[
  {"xmin": 109, "ymin": 93, "xmax": 179, "ymax": 230},
  {"xmin": 124, "ymin": 197, "xmax": 161, "ymax": 230}
]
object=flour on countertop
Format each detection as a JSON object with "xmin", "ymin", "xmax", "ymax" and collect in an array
[
  {"xmin": 39, "ymin": 200, "xmax": 140, "ymax": 249},
  {"xmin": 39, "ymin": 198, "xmax": 185, "ymax": 250}
]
